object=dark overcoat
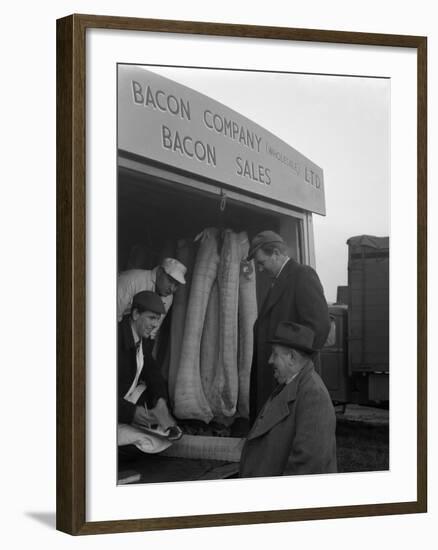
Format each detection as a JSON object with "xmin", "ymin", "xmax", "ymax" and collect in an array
[
  {"xmin": 240, "ymin": 361, "xmax": 337, "ymax": 477},
  {"xmin": 249, "ymin": 258, "xmax": 330, "ymax": 422},
  {"xmin": 118, "ymin": 317, "xmax": 168, "ymax": 424}
]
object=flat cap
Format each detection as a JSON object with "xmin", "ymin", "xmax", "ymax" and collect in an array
[
  {"xmin": 247, "ymin": 230, "xmax": 285, "ymax": 260},
  {"xmin": 132, "ymin": 290, "xmax": 165, "ymax": 314}
]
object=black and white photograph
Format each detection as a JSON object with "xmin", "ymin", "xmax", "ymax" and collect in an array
[
  {"xmin": 116, "ymin": 63, "xmax": 390, "ymax": 485},
  {"xmin": 1, "ymin": 0, "xmax": 433, "ymax": 545}
]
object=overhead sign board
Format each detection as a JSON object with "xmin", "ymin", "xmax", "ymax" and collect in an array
[{"xmin": 118, "ymin": 65, "xmax": 326, "ymax": 215}]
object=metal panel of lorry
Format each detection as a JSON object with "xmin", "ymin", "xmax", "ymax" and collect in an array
[
  {"xmin": 347, "ymin": 235, "xmax": 389, "ymax": 374},
  {"xmin": 336, "ymin": 285, "xmax": 349, "ymax": 305},
  {"xmin": 320, "ymin": 304, "xmax": 350, "ymax": 402}
]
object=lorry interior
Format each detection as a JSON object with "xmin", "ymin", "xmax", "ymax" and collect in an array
[{"xmin": 118, "ymin": 164, "xmax": 305, "ymax": 308}]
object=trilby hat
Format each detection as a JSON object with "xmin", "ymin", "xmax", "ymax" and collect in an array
[{"xmin": 268, "ymin": 321, "xmax": 315, "ymax": 354}]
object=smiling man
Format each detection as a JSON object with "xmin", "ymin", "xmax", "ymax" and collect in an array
[
  {"xmin": 117, "ymin": 257, "xmax": 187, "ymax": 340},
  {"xmin": 239, "ymin": 322, "xmax": 337, "ymax": 478},
  {"xmin": 118, "ymin": 290, "xmax": 182, "ymax": 451}
]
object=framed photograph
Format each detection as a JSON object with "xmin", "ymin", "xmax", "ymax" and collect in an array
[{"xmin": 56, "ymin": 14, "xmax": 427, "ymax": 535}]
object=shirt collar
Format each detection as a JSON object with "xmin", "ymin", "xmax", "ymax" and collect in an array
[
  {"xmin": 130, "ymin": 321, "xmax": 141, "ymax": 347},
  {"xmin": 275, "ymin": 257, "xmax": 290, "ymax": 279},
  {"xmin": 285, "ymin": 356, "xmax": 313, "ymax": 385},
  {"xmin": 285, "ymin": 371, "xmax": 299, "ymax": 385},
  {"xmin": 151, "ymin": 266, "xmax": 158, "ymax": 289}
]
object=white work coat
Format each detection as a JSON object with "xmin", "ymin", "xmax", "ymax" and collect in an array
[{"xmin": 117, "ymin": 267, "xmax": 173, "ymax": 339}]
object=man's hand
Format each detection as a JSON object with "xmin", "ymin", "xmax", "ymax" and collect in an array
[{"xmin": 131, "ymin": 405, "xmax": 151, "ymax": 430}]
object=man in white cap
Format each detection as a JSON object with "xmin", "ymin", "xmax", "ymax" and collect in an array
[{"xmin": 117, "ymin": 257, "xmax": 187, "ymax": 340}]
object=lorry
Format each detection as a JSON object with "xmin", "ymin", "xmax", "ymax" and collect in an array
[
  {"xmin": 117, "ymin": 65, "xmax": 329, "ymax": 482},
  {"xmin": 320, "ymin": 235, "xmax": 389, "ymax": 405}
]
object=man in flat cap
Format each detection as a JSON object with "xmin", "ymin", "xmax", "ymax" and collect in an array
[
  {"xmin": 118, "ymin": 290, "xmax": 182, "ymax": 451},
  {"xmin": 117, "ymin": 257, "xmax": 187, "ymax": 341},
  {"xmin": 239, "ymin": 322, "xmax": 337, "ymax": 477},
  {"xmin": 247, "ymin": 230, "xmax": 330, "ymax": 424}
]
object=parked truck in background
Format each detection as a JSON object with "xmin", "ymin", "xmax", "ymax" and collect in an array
[{"xmin": 320, "ymin": 235, "xmax": 389, "ymax": 405}]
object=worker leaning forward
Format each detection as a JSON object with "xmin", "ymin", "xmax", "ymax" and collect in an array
[
  {"xmin": 240, "ymin": 322, "xmax": 337, "ymax": 477},
  {"xmin": 117, "ymin": 291, "xmax": 183, "ymax": 457},
  {"xmin": 117, "ymin": 257, "xmax": 187, "ymax": 338},
  {"xmin": 247, "ymin": 230, "xmax": 330, "ymax": 425}
]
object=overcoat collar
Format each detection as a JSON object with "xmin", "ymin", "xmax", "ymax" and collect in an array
[
  {"xmin": 259, "ymin": 258, "xmax": 298, "ymax": 317},
  {"xmin": 120, "ymin": 316, "xmax": 137, "ymax": 351},
  {"xmin": 247, "ymin": 360, "xmax": 314, "ymax": 440}
]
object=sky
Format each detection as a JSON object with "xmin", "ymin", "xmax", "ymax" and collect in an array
[{"xmin": 134, "ymin": 65, "xmax": 390, "ymax": 302}]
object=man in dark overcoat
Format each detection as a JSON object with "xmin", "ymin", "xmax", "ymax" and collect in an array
[
  {"xmin": 248, "ymin": 231, "xmax": 330, "ymax": 424},
  {"xmin": 240, "ymin": 322, "xmax": 337, "ymax": 477}
]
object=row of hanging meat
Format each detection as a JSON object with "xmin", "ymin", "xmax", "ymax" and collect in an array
[{"xmin": 165, "ymin": 228, "xmax": 258, "ymax": 424}]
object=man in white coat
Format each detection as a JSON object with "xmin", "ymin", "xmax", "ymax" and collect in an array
[{"xmin": 117, "ymin": 257, "xmax": 187, "ymax": 340}]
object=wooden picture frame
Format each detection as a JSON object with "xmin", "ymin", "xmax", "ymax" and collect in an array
[{"xmin": 56, "ymin": 14, "xmax": 427, "ymax": 535}]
